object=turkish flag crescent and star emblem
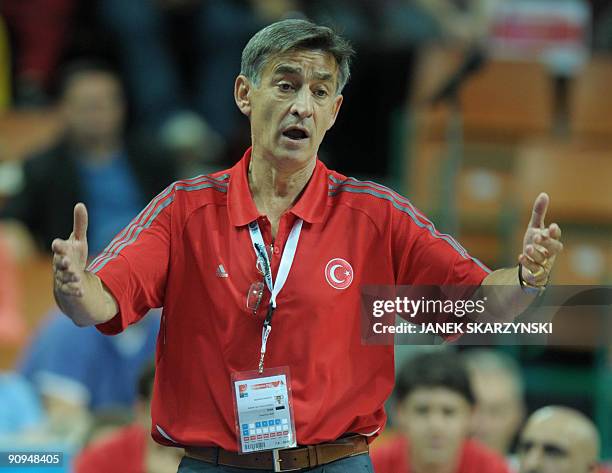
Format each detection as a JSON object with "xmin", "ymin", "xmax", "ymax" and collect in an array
[{"xmin": 325, "ymin": 258, "xmax": 353, "ymax": 290}]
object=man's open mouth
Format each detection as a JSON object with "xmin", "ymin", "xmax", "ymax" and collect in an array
[{"xmin": 282, "ymin": 127, "xmax": 309, "ymax": 140}]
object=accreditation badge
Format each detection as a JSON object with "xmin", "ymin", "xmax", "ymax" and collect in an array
[{"xmin": 231, "ymin": 366, "xmax": 297, "ymax": 454}]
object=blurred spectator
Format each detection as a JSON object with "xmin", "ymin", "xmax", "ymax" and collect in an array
[
  {"xmin": 594, "ymin": 0, "xmax": 612, "ymax": 51},
  {"xmin": 19, "ymin": 310, "xmax": 159, "ymax": 442},
  {"xmin": 463, "ymin": 349, "xmax": 526, "ymax": 462},
  {"xmin": 0, "ymin": 0, "xmax": 77, "ymax": 106},
  {"xmin": 316, "ymin": 0, "xmax": 506, "ymax": 176},
  {"xmin": 0, "ymin": 372, "xmax": 45, "ymax": 437},
  {"xmin": 160, "ymin": 111, "xmax": 225, "ymax": 179},
  {"xmin": 0, "ymin": 60, "xmax": 176, "ymax": 256},
  {"xmin": 73, "ymin": 361, "xmax": 183, "ymax": 473},
  {"xmin": 412, "ymin": 0, "xmax": 505, "ymax": 45},
  {"xmin": 98, "ymin": 0, "xmax": 300, "ymax": 140},
  {"xmin": 0, "ymin": 14, "xmax": 10, "ymax": 110},
  {"xmin": 517, "ymin": 406, "xmax": 600, "ymax": 473},
  {"xmin": 0, "ymin": 231, "xmax": 25, "ymax": 344},
  {"xmin": 371, "ymin": 350, "xmax": 510, "ymax": 473}
]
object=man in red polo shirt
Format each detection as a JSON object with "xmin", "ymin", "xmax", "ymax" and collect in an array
[
  {"xmin": 74, "ymin": 362, "xmax": 184, "ymax": 473},
  {"xmin": 51, "ymin": 18, "xmax": 563, "ymax": 473},
  {"xmin": 371, "ymin": 350, "xmax": 511, "ymax": 473}
]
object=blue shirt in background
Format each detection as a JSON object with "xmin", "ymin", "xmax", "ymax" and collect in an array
[
  {"xmin": 76, "ymin": 152, "xmax": 144, "ymax": 256},
  {"xmin": 19, "ymin": 311, "xmax": 159, "ymax": 412}
]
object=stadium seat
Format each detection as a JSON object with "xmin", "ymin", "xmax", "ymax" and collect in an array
[{"xmin": 570, "ymin": 54, "xmax": 612, "ymax": 140}]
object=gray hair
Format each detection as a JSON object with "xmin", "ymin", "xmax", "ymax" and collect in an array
[{"xmin": 240, "ymin": 19, "xmax": 354, "ymax": 94}]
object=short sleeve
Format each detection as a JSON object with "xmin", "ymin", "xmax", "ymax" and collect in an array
[
  {"xmin": 392, "ymin": 204, "xmax": 491, "ymax": 286},
  {"xmin": 87, "ymin": 185, "xmax": 175, "ymax": 335}
]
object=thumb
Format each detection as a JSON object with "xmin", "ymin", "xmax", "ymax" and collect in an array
[
  {"xmin": 528, "ymin": 192, "xmax": 549, "ymax": 229},
  {"xmin": 73, "ymin": 203, "xmax": 88, "ymax": 241}
]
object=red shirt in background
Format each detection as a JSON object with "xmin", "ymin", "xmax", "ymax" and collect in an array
[
  {"xmin": 74, "ymin": 424, "xmax": 146, "ymax": 473},
  {"xmin": 371, "ymin": 436, "xmax": 511, "ymax": 473}
]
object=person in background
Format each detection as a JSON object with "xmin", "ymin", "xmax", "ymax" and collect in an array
[
  {"xmin": 0, "ymin": 372, "xmax": 45, "ymax": 438},
  {"xmin": 0, "ymin": 60, "xmax": 175, "ymax": 256},
  {"xmin": 74, "ymin": 361, "xmax": 183, "ymax": 473},
  {"xmin": 98, "ymin": 0, "xmax": 300, "ymax": 140},
  {"xmin": 19, "ymin": 311, "xmax": 159, "ymax": 443},
  {"xmin": 463, "ymin": 348, "xmax": 526, "ymax": 466},
  {"xmin": 0, "ymin": 231, "xmax": 24, "ymax": 343},
  {"xmin": 0, "ymin": 0, "xmax": 76, "ymax": 106},
  {"xmin": 517, "ymin": 406, "xmax": 601, "ymax": 473},
  {"xmin": 371, "ymin": 350, "xmax": 511, "ymax": 473}
]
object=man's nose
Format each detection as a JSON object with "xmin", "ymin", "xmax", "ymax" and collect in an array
[
  {"xmin": 290, "ymin": 88, "xmax": 314, "ymax": 119},
  {"xmin": 426, "ymin": 412, "xmax": 448, "ymax": 433}
]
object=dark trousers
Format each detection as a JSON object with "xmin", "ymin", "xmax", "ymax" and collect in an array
[{"xmin": 177, "ymin": 452, "xmax": 374, "ymax": 473}]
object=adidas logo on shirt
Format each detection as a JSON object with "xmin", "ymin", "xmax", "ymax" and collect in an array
[{"xmin": 216, "ymin": 264, "xmax": 229, "ymax": 278}]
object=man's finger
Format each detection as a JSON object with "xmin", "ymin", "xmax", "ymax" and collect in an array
[
  {"xmin": 528, "ymin": 192, "xmax": 549, "ymax": 229},
  {"xmin": 549, "ymin": 223, "xmax": 562, "ymax": 240},
  {"xmin": 525, "ymin": 245, "xmax": 548, "ymax": 265},
  {"xmin": 51, "ymin": 238, "xmax": 69, "ymax": 255},
  {"xmin": 73, "ymin": 203, "xmax": 88, "ymax": 241},
  {"xmin": 537, "ymin": 237, "xmax": 564, "ymax": 256},
  {"xmin": 56, "ymin": 270, "xmax": 79, "ymax": 284},
  {"xmin": 56, "ymin": 281, "xmax": 83, "ymax": 297},
  {"xmin": 53, "ymin": 256, "xmax": 70, "ymax": 271}
]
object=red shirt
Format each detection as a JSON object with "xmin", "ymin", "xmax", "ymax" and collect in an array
[
  {"xmin": 371, "ymin": 436, "xmax": 511, "ymax": 473},
  {"xmin": 73, "ymin": 424, "xmax": 146, "ymax": 473},
  {"xmin": 88, "ymin": 148, "xmax": 489, "ymax": 450}
]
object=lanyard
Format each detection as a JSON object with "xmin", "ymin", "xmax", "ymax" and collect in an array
[{"xmin": 248, "ymin": 218, "xmax": 303, "ymax": 372}]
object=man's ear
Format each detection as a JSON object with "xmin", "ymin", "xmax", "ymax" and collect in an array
[
  {"xmin": 326, "ymin": 94, "xmax": 343, "ymax": 131},
  {"xmin": 235, "ymin": 75, "xmax": 252, "ymax": 117}
]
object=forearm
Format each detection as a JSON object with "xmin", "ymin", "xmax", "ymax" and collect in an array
[
  {"xmin": 480, "ymin": 266, "xmax": 538, "ymax": 320},
  {"xmin": 54, "ymin": 271, "xmax": 118, "ymax": 326}
]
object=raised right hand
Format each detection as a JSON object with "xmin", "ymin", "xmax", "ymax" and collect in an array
[{"xmin": 52, "ymin": 203, "xmax": 89, "ymax": 298}]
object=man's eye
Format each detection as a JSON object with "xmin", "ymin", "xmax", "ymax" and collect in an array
[
  {"xmin": 517, "ymin": 441, "xmax": 533, "ymax": 454},
  {"xmin": 543, "ymin": 444, "xmax": 568, "ymax": 458},
  {"xmin": 314, "ymin": 89, "xmax": 328, "ymax": 98},
  {"xmin": 278, "ymin": 83, "xmax": 294, "ymax": 92}
]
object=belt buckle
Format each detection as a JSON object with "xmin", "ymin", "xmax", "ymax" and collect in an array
[{"xmin": 272, "ymin": 448, "xmax": 300, "ymax": 472}]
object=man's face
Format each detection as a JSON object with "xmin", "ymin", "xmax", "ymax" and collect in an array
[
  {"xmin": 397, "ymin": 387, "xmax": 472, "ymax": 467},
  {"xmin": 235, "ymin": 49, "xmax": 343, "ymax": 167},
  {"xmin": 61, "ymin": 72, "xmax": 125, "ymax": 145},
  {"xmin": 471, "ymin": 372, "xmax": 524, "ymax": 454},
  {"xmin": 518, "ymin": 417, "xmax": 596, "ymax": 473}
]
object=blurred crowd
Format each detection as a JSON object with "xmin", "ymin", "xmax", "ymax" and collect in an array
[
  {"xmin": 375, "ymin": 348, "xmax": 612, "ymax": 473},
  {"xmin": 0, "ymin": 0, "xmax": 611, "ymax": 472}
]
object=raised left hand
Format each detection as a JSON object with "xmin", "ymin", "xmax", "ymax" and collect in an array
[{"xmin": 518, "ymin": 193, "xmax": 564, "ymax": 287}]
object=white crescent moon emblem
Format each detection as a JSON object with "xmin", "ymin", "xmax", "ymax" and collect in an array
[{"xmin": 329, "ymin": 264, "xmax": 345, "ymax": 284}]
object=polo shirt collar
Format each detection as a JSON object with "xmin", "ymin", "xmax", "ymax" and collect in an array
[{"xmin": 228, "ymin": 147, "xmax": 329, "ymax": 227}]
